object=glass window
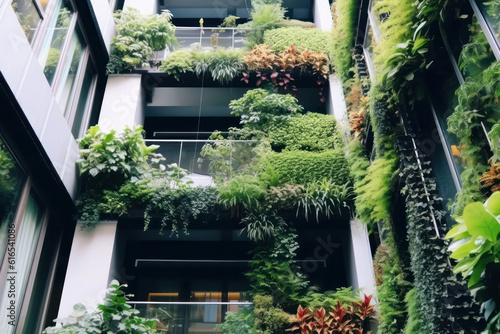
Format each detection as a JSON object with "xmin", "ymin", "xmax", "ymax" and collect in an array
[
  {"xmin": 11, "ymin": 0, "xmax": 42, "ymax": 43},
  {"xmin": 55, "ymin": 26, "xmax": 85, "ymax": 116},
  {"xmin": 71, "ymin": 62, "xmax": 96, "ymax": 138},
  {"xmin": 0, "ymin": 137, "xmax": 26, "ymax": 266},
  {"xmin": 37, "ymin": 0, "xmax": 73, "ymax": 85},
  {"xmin": 476, "ymin": 0, "xmax": 500, "ymax": 46},
  {"xmin": 0, "ymin": 192, "xmax": 44, "ymax": 334}
]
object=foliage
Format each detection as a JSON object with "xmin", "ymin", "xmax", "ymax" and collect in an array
[
  {"xmin": 375, "ymin": 236, "xmax": 411, "ymax": 334},
  {"xmin": 43, "ymin": 281, "xmax": 157, "ymax": 334},
  {"xmin": 268, "ymin": 184, "xmax": 305, "ymax": 210},
  {"xmin": 403, "ymin": 288, "xmax": 423, "ymax": 334},
  {"xmin": 77, "ymin": 125, "xmax": 163, "ymax": 191},
  {"xmin": 267, "ymin": 113, "xmax": 339, "ymax": 152},
  {"xmin": 241, "ymin": 207, "xmax": 286, "ymax": 243},
  {"xmin": 43, "ymin": 48, "xmax": 61, "ymax": 78},
  {"xmin": 458, "ymin": 18, "xmax": 496, "ymax": 78},
  {"xmin": 490, "ymin": 123, "xmax": 500, "ymax": 163},
  {"xmin": 264, "ymin": 150, "xmax": 350, "ymax": 187},
  {"xmin": 300, "ymin": 287, "xmax": 361, "ymax": 311},
  {"xmin": 241, "ymin": 4, "xmax": 286, "ymax": 48},
  {"xmin": 402, "ymin": 159, "xmax": 484, "ymax": 333},
  {"xmin": 217, "ymin": 310, "xmax": 256, "ymax": 334},
  {"xmin": 107, "ymin": 8, "xmax": 177, "ymax": 73},
  {"xmin": 287, "ymin": 295, "xmax": 376, "ymax": 334},
  {"xmin": 158, "ymin": 50, "xmax": 195, "ymax": 80},
  {"xmin": 221, "ymin": 15, "xmax": 240, "ymax": 28},
  {"xmin": 0, "ymin": 141, "xmax": 21, "ymax": 219},
  {"xmin": 447, "ymin": 60, "xmax": 500, "ymax": 214},
  {"xmin": 194, "ymin": 48, "xmax": 245, "ymax": 84},
  {"xmin": 218, "ymin": 175, "xmax": 267, "ymax": 212},
  {"xmin": 144, "ymin": 184, "xmax": 219, "ymax": 237},
  {"xmin": 346, "ymin": 83, "xmax": 368, "ymax": 139},
  {"xmin": 253, "ymin": 295, "xmax": 290, "ymax": 334},
  {"xmin": 354, "ymin": 151, "xmax": 398, "ymax": 226},
  {"xmin": 229, "ymin": 89, "xmax": 303, "ymax": 131},
  {"xmin": 296, "ymin": 181, "xmax": 353, "ymax": 222},
  {"xmin": 330, "ymin": 0, "xmax": 359, "ymax": 84},
  {"xmin": 281, "ymin": 19, "xmax": 316, "ymax": 29},
  {"xmin": 263, "ymin": 27, "xmax": 331, "ymax": 54},
  {"xmin": 345, "ymin": 140, "xmax": 370, "ymax": 188}
]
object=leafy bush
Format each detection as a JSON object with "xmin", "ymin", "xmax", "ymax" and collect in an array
[
  {"xmin": 77, "ymin": 125, "xmax": 163, "ymax": 191},
  {"xmin": 229, "ymin": 89, "xmax": 303, "ymax": 131},
  {"xmin": 330, "ymin": 0, "xmax": 359, "ymax": 83},
  {"xmin": 267, "ymin": 113, "xmax": 340, "ymax": 152},
  {"xmin": 241, "ymin": 207, "xmax": 286, "ymax": 243},
  {"xmin": 253, "ymin": 295, "xmax": 290, "ymax": 334},
  {"xmin": 43, "ymin": 281, "xmax": 157, "ymax": 334},
  {"xmin": 107, "ymin": 8, "xmax": 177, "ymax": 73},
  {"xmin": 194, "ymin": 48, "xmax": 245, "ymax": 84},
  {"xmin": 263, "ymin": 27, "xmax": 331, "ymax": 53},
  {"xmin": 242, "ymin": 4, "xmax": 286, "ymax": 48},
  {"xmin": 264, "ymin": 150, "xmax": 350, "ymax": 187},
  {"xmin": 158, "ymin": 50, "xmax": 195, "ymax": 80},
  {"xmin": 218, "ymin": 175, "xmax": 267, "ymax": 212},
  {"xmin": 217, "ymin": 310, "xmax": 256, "ymax": 334},
  {"xmin": 404, "ymin": 288, "xmax": 423, "ymax": 334},
  {"xmin": 300, "ymin": 287, "xmax": 361, "ymax": 310}
]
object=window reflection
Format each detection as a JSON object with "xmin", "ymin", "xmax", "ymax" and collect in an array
[
  {"xmin": 477, "ymin": 0, "xmax": 500, "ymax": 46},
  {"xmin": 0, "ymin": 137, "xmax": 25, "ymax": 265},
  {"xmin": 38, "ymin": 0, "xmax": 73, "ymax": 85},
  {"xmin": 11, "ymin": 0, "xmax": 42, "ymax": 43},
  {"xmin": 71, "ymin": 62, "xmax": 96, "ymax": 138},
  {"xmin": 56, "ymin": 26, "xmax": 85, "ymax": 116}
]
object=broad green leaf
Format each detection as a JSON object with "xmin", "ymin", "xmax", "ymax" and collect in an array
[
  {"xmin": 486, "ymin": 192, "xmax": 500, "ymax": 217},
  {"xmin": 450, "ymin": 236, "xmax": 478, "ymax": 259},
  {"xmin": 445, "ymin": 223, "xmax": 468, "ymax": 239},
  {"xmin": 468, "ymin": 253, "xmax": 494, "ymax": 288},
  {"xmin": 464, "ymin": 202, "xmax": 500, "ymax": 242}
]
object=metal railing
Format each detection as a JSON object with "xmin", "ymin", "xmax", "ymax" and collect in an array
[
  {"xmin": 173, "ymin": 27, "xmax": 250, "ymax": 50},
  {"xmin": 128, "ymin": 301, "xmax": 253, "ymax": 333},
  {"xmin": 145, "ymin": 139, "xmax": 259, "ymax": 177}
]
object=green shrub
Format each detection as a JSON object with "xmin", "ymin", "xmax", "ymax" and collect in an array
[
  {"xmin": 404, "ymin": 288, "xmax": 423, "ymax": 334},
  {"xmin": 159, "ymin": 50, "xmax": 196, "ymax": 80},
  {"xmin": 218, "ymin": 175, "xmax": 267, "ymax": 211},
  {"xmin": 241, "ymin": 4, "xmax": 286, "ymax": 48},
  {"xmin": 229, "ymin": 89, "xmax": 304, "ymax": 131},
  {"xmin": 253, "ymin": 295, "xmax": 290, "ymax": 334},
  {"xmin": 267, "ymin": 113, "xmax": 340, "ymax": 152},
  {"xmin": 263, "ymin": 27, "xmax": 331, "ymax": 53},
  {"xmin": 354, "ymin": 151, "xmax": 398, "ymax": 227},
  {"xmin": 217, "ymin": 310, "xmax": 256, "ymax": 334},
  {"xmin": 264, "ymin": 150, "xmax": 350, "ymax": 186},
  {"xmin": 300, "ymin": 287, "xmax": 361, "ymax": 310},
  {"xmin": 330, "ymin": 0, "xmax": 359, "ymax": 83},
  {"xmin": 194, "ymin": 48, "xmax": 245, "ymax": 84}
]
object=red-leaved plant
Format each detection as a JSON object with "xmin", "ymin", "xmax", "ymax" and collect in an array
[{"xmin": 287, "ymin": 294, "xmax": 376, "ymax": 334}]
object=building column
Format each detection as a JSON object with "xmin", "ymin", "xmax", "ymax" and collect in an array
[
  {"xmin": 58, "ymin": 221, "xmax": 118, "ymax": 317},
  {"xmin": 349, "ymin": 219, "xmax": 377, "ymax": 298},
  {"xmin": 313, "ymin": 0, "xmax": 333, "ymax": 31},
  {"xmin": 97, "ymin": 75, "xmax": 146, "ymax": 132}
]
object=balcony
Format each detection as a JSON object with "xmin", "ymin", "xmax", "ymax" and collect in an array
[
  {"xmin": 145, "ymin": 139, "xmax": 259, "ymax": 185},
  {"xmin": 128, "ymin": 301, "xmax": 253, "ymax": 333},
  {"xmin": 174, "ymin": 27, "xmax": 249, "ymax": 50}
]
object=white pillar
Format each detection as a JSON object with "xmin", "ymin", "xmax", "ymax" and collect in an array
[
  {"xmin": 58, "ymin": 221, "xmax": 118, "ymax": 317},
  {"xmin": 313, "ymin": 0, "xmax": 333, "ymax": 31},
  {"xmin": 123, "ymin": 0, "xmax": 157, "ymax": 15},
  {"xmin": 98, "ymin": 75, "xmax": 146, "ymax": 132},
  {"xmin": 349, "ymin": 219, "xmax": 377, "ymax": 299}
]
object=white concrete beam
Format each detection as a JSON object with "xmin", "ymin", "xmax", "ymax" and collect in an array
[
  {"xmin": 349, "ymin": 219, "xmax": 377, "ymax": 299},
  {"xmin": 313, "ymin": 0, "xmax": 333, "ymax": 31}
]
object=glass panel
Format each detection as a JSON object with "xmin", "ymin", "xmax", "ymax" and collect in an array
[
  {"xmin": 0, "ymin": 137, "xmax": 26, "ymax": 267},
  {"xmin": 0, "ymin": 192, "xmax": 43, "ymax": 334},
  {"xmin": 38, "ymin": 0, "xmax": 50, "ymax": 10},
  {"xmin": 55, "ymin": 26, "xmax": 85, "ymax": 116},
  {"xmin": 71, "ymin": 62, "xmax": 96, "ymax": 138},
  {"xmin": 38, "ymin": 0, "xmax": 73, "ymax": 85},
  {"xmin": 11, "ymin": 0, "xmax": 42, "ymax": 43},
  {"xmin": 476, "ymin": 0, "xmax": 500, "ymax": 46}
]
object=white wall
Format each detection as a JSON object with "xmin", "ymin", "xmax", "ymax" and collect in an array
[
  {"xmin": 0, "ymin": 3, "xmax": 80, "ymax": 198},
  {"xmin": 349, "ymin": 219, "xmax": 377, "ymax": 299},
  {"xmin": 58, "ymin": 221, "xmax": 118, "ymax": 317},
  {"xmin": 123, "ymin": 0, "xmax": 158, "ymax": 14},
  {"xmin": 328, "ymin": 73, "xmax": 349, "ymax": 133},
  {"xmin": 313, "ymin": 0, "xmax": 333, "ymax": 31},
  {"xmin": 98, "ymin": 75, "xmax": 145, "ymax": 132},
  {"xmin": 89, "ymin": 0, "xmax": 116, "ymax": 55}
]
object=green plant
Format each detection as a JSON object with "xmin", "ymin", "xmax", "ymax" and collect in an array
[
  {"xmin": 43, "ymin": 281, "xmax": 157, "ymax": 334},
  {"xmin": 229, "ymin": 89, "xmax": 303, "ymax": 131},
  {"xmin": 253, "ymin": 295, "xmax": 290, "ymax": 334},
  {"xmin": 267, "ymin": 113, "xmax": 340, "ymax": 152},
  {"xmin": 264, "ymin": 150, "xmax": 350, "ymax": 187},
  {"xmin": 158, "ymin": 50, "xmax": 196, "ymax": 80},
  {"xmin": 330, "ymin": 0, "xmax": 359, "ymax": 84},
  {"xmin": 221, "ymin": 15, "xmax": 240, "ymax": 28},
  {"xmin": 458, "ymin": 18, "xmax": 496, "ymax": 78},
  {"xmin": 107, "ymin": 8, "xmax": 177, "ymax": 73},
  {"xmin": 241, "ymin": 207, "xmax": 285, "ymax": 243},
  {"xmin": 241, "ymin": 4, "xmax": 286, "ymax": 48},
  {"xmin": 300, "ymin": 287, "xmax": 361, "ymax": 310},
  {"xmin": 296, "ymin": 181, "xmax": 353, "ymax": 222},
  {"xmin": 263, "ymin": 27, "xmax": 331, "ymax": 54},
  {"xmin": 268, "ymin": 184, "xmax": 305, "ymax": 210},
  {"xmin": 77, "ymin": 125, "xmax": 163, "ymax": 191},
  {"xmin": 404, "ymin": 288, "xmax": 423, "ymax": 334},
  {"xmin": 218, "ymin": 175, "xmax": 267, "ymax": 212},
  {"xmin": 217, "ymin": 310, "xmax": 256, "ymax": 334},
  {"xmin": 194, "ymin": 48, "xmax": 245, "ymax": 84}
]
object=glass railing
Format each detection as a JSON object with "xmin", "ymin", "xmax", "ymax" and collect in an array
[
  {"xmin": 173, "ymin": 27, "xmax": 250, "ymax": 51},
  {"xmin": 127, "ymin": 301, "xmax": 253, "ymax": 333},
  {"xmin": 145, "ymin": 139, "xmax": 260, "ymax": 178}
]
